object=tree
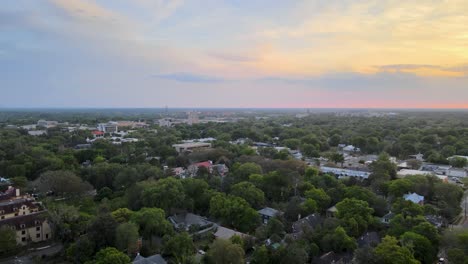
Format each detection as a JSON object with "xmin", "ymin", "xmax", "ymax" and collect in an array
[
  {"xmin": 447, "ymin": 248, "xmax": 467, "ymax": 264},
  {"xmin": 369, "ymin": 153, "xmax": 397, "ymax": 193},
  {"xmin": 111, "ymin": 208, "xmax": 134, "ymax": 223},
  {"xmin": 210, "ymin": 194, "xmax": 260, "ymax": 232},
  {"xmin": 35, "ymin": 170, "xmax": 93, "ymax": 196},
  {"xmin": 163, "ymin": 232, "xmax": 194, "ymax": 264},
  {"xmin": 131, "ymin": 208, "xmax": 173, "ymax": 240},
  {"xmin": 230, "ymin": 181, "xmax": 265, "ymax": 208},
  {"xmin": 280, "ymin": 243, "xmax": 309, "ymax": 264},
  {"xmin": 321, "ymin": 226, "xmax": 357, "ymax": 253},
  {"xmin": 10, "ymin": 176, "xmax": 27, "ymax": 189},
  {"xmin": 182, "ymin": 178, "xmax": 213, "ymax": 214},
  {"xmin": 141, "ymin": 177, "xmax": 185, "ymax": 213},
  {"xmin": 0, "ymin": 225, "xmax": 17, "ymax": 254},
  {"xmin": 94, "ymin": 247, "xmax": 130, "ymax": 264},
  {"xmin": 88, "ymin": 209, "xmax": 118, "ymax": 251},
  {"xmin": 335, "ymin": 198, "xmax": 374, "ymax": 237},
  {"xmin": 234, "ymin": 162, "xmax": 262, "ymax": 181},
  {"xmin": 115, "ymin": 222, "xmax": 139, "ymax": 253},
  {"xmin": 329, "ymin": 153, "xmax": 345, "ymax": 166},
  {"xmin": 400, "ymin": 231, "xmax": 436, "ymax": 264},
  {"xmin": 251, "ymin": 245, "xmax": 270, "ymax": 264},
  {"xmin": 305, "ymin": 187, "xmax": 331, "ymax": 212},
  {"xmin": 206, "ymin": 239, "xmax": 245, "ymax": 264},
  {"xmin": 450, "ymin": 157, "xmax": 467, "ymax": 168},
  {"xmin": 387, "ymin": 179, "xmax": 413, "ymax": 198},
  {"xmin": 374, "ymin": 236, "xmax": 420, "ymax": 264},
  {"xmin": 66, "ymin": 235, "xmax": 95, "ymax": 263}
]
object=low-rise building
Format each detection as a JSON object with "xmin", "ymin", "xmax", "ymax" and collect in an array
[
  {"xmin": 320, "ymin": 167, "xmax": 370, "ymax": 180},
  {"xmin": 97, "ymin": 122, "xmax": 118, "ymax": 133},
  {"xmin": 37, "ymin": 120, "xmax": 58, "ymax": 128},
  {"xmin": 404, "ymin": 193, "xmax": 424, "ymax": 205},
  {"xmin": 258, "ymin": 207, "xmax": 281, "ymax": 224},
  {"xmin": 173, "ymin": 142, "xmax": 212, "ymax": 153},
  {"xmin": 0, "ymin": 187, "xmax": 52, "ymax": 245},
  {"xmin": 133, "ymin": 253, "xmax": 167, "ymax": 264},
  {"xmin": 291, "ymin": 213, "xmax": 323, "ymax": 239}
]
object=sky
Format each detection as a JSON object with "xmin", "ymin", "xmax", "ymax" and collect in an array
[{"xmin": 1, "ymin": 0, "xmax": 468, "ymax": 108}]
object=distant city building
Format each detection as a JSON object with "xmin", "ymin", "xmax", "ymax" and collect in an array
[
  {"xmin": 187, "ymin": 111, "xmax": 199, "ymax": 125},
  {"xmin": 97, "ymin": 122, "xmax": 118, "ymax": 133},
  {"xmin": 28, "ymin": 130, "xmax": 47, "ymax": 136},
  {"xmin": 37, "ymin": 120, "xmax": 58, "ymax": 128},
  {"xmin": 320, "ymin": 166, "xmax": 370, "ymax": 180},
  {"xmin": 173, "ymin": 142, "xmax": 211, "ymax": 153}
]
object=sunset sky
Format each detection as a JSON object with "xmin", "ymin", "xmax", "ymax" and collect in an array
[{"xmin": 1, "ymin": 0, "xmax": 468, "ymax": 108}]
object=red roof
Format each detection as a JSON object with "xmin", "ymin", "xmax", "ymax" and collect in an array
[
  {"xmin": 194, "ymin": 161, "xmax": 212, "ymax": 168},
  {"xmin": 92, "ymin": 130, "xmax": 105, "ymax": 135}
]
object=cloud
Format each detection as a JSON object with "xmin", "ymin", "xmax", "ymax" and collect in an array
[
  {"xmin": 152, "ymin": 72, "xmax": 226, "ymax": 83},
  {"xmin": 207, "ymin": 51, "xmax": 257, "ymax": 62}
]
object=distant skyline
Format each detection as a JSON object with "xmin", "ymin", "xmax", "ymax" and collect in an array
[{"xmin": 1, "ymin": 1, "xmax": 468, "ymax": 108}]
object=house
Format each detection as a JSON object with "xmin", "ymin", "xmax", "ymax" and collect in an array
[
  {"xmin": 133, "ymin": 253, "xmax": 167, "ymax": 264},
  {"xmin": 326, "ymin": 206, "xmax": 338, "ymax": 218},
  {"xmin": 291, "ymin": 214, "xmax": 323, "ymax": 239},
  {"xmin": 0, "ymin": 212, "xmax": 52, "ymax": 245},
  {"xmin": 404, "ymin": 193, "xmax": 424, "ymax": 205},
  {"xmin": 172, "ymin": 167, "xmax": 187, "ymax": 178},
  {"xmin": 214, "ymin": 226, "xmax": 248, "ymax": 240},
  {"xmin": 212, "ymin": 164, "xmax": 229, "ymax": 177},
  {"xmin": 343, "ymin": 145, "xmax": 360, "ymax": 153},
  {"xmin": 92, "ymin": 130, "xmax": 105, "ymax": 138},
  {"xmin": 357, "ymin": 232, "xmax": 380, "ymax": 248},
  {"xmin": 381, "ymin": 212, "xmax": 395, "ymax": 225},
  {"xmin": 425, "ymin": 215, "xmax": 446, "ymax": 228},
  {"xmin": 187, "ymin": 161, "xmax": 214, "ymax": 177},
  {"xmin": 258, "ymin": 207, "xmax": 281, "ymax": 224},
  {"xmin": 409, "ymin": 153, "xmax": 425, "ymax": 161},
  {"xmin": 168, "ymin": 213, "xmax": 214, "ymax": 232},
  {"xmin": 172, "ymin": 142, "xmax": 212, "ymax": 153}
]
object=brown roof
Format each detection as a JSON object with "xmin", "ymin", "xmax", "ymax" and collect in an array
[
  {"xmin": 0, "ymin": 212, "xmax": 48, "ymax": 230},
  {"xmin": 0, "ymin": 199, "xmax": 38, "ymax": 215}
]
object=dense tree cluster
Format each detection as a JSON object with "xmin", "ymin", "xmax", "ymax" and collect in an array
[{"xmin": 0, "ymin": 110, "xmax": 467, "ymax": 263}]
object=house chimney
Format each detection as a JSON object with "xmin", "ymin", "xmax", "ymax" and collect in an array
[
  {"xmin": 298, "ymin": 214, "xmax": 301, "ymax": 220},
  {"xmin": 16, "ymin": 189, "xmax": 20, "ymax": 197}
]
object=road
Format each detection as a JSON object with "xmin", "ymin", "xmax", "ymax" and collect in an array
[{"xmin": 0, "ymin": 244, "xmax": 63, "ymax": 264}]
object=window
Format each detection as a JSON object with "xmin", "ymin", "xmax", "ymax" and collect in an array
[
  {"xmin": 46, "ymin": 234, "xmax": 49, "ymax": 239},
  {"xmin": 22, "ymin": 230, "xmax": 26, "ymax": 235},
  {"xmin": 14, "ymin": 213, "xmax": 18, "ymax": 216},
  {"xmin": 23, "ymin": 212, "xmax": 26, "ymax": 215},
  {"xmin": 36, "ymin": 234, "xmax": 40, "ymax": 238},
  {"xmin": 22, "ymin": 237, "xmax": 26, "ymax": 242},
  {"xmin": 1, "ymin": 216, "xmax": 4, "ymax": 219},
  {"xmin": 36, "ymin": 226, "xmax": 40, "ymax": 231},
  {"xmin": 20, "ymin": 224, "xmax": 26, "ymax": 229}
]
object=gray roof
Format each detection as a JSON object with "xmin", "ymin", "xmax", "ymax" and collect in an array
[
  {"xmin": 133, "ymin": 254, "xmax": 167, "ymax": 264},
  {"xmin": 258, "ymin": 207, "xmax": 280, "ymax": 217},
  {"xmin": 214, "ymin": 226, "xmax": 246, "ymax": 240},
  {"xmin": 168, "ymin": 213, "xmax": 212, "ymax": 230},
  {"xmin": 292, "ymin": 214, "xmax": 323, "ymax": 234}
]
